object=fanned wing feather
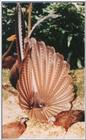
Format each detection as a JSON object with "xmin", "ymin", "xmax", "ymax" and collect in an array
[
  {"xmin": 45, "ymin": 46, "xmax": 55, "ymax": 94},
  {"xmin": 38, "ymin": 41, "xmax": 48, "ymax": 96},
  {"xmin": 46, "ymin": 53, "xmax": 64, "ymax": 99},
  {"xmin": 17, "ymin": 37, "xmax": 74, "ymax": 122},
  {"xmin": 17, "ymin": 53, "xmax": 33, "ymax": 107}
]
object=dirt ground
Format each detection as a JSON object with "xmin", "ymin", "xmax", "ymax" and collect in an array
[{"xmin": 2, "ymin": 69, "xmax": 85, "ymax": 139}]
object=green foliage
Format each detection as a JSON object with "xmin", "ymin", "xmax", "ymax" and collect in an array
[
  {"xmin": 2, "ymin": 2, "xmax": 85, "ymax": 69},
  {"xmin": 2, "ymin": 3, "xmax": 16, "ymax": 53}
]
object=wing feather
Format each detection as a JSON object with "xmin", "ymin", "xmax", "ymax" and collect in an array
[{"xmin": 17, "ymin": 37, "xmax": 74, "ymax": 123}]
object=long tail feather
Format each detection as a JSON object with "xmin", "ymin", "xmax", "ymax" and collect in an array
[{"xmin": 15, "ymin": 2, "xmax": 25, "ymax": 62}]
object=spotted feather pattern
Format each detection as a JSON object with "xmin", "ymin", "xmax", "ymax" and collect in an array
[{"xmin": 17, "ymin": 37, "xmax": 74, "ymax": 122}]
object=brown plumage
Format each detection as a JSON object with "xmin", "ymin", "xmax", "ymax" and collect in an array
[
  {"xmin": 2, "ymin": 34, "xmax": 17, "ymax": 69},
  {"xmin": 10, "ymin": 59, "xmax": 19, "ymax": 88},
  {"xmin": 2, "ymin": 117, "xmax": 29, "ymax": 138},
  {"xmin": 9, "ymin": 2, "xmax": 74, "ymax": 123},
  {"xmin": 16, "ymin": 37, "xmax": 74, "ymax": 123},
  {"xmin": 54, "ymin": 110, "xmax": 84, "ymax": 131},
  {"xmin": 2, "ymin": 55, "xmax": 17, "ymax": 69}
]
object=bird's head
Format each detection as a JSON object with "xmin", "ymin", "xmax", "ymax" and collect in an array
[{"xmin": 20, "ymin": 117, "xmax": 29, "ymax": 125}]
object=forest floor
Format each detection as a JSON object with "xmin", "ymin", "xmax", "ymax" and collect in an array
[{"xmin": 2, "ymin": 69, "xmax": 85, "ymax": 139}]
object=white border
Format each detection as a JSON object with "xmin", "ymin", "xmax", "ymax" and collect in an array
[
  {"xmin": 85, "ymin": 2, "xmax": 86, "ymax": 140},
  {"xmin": 1, "ymin": 0, "xmax": 86, "ymax": 2},
  {"xmin": 0, "ymin": 1, "xmax": 86, "ymax": 139},
  {"xmin": 0, "ymin": 1, "xmax": 1, "ymax": 139}
]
